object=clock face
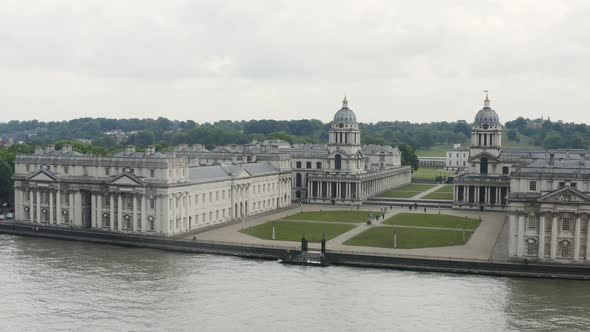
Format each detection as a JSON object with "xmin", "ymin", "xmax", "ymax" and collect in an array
[{"xmin": 482, "ymin": 123, "xmax": 489, "ymax": 129}]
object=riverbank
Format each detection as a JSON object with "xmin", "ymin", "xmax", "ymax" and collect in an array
[{"xmin": 2, "ymin": 222, "xmax": 590, "ymax": 280}]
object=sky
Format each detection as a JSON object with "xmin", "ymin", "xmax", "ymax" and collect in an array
[{"xmin": 2, "ymin": 0, "xmax": 590, "ymax": 124}]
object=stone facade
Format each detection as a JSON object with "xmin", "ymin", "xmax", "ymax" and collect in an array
[
  {"xmin": 175, "ymin": 97, "xmax": 412, "ymax": 204},
  {"xmin": 13, "ymin": 145, "xmax": 291, "ymax": 236},
  {"xmin": 507, "ymin": 157, "xmax": 590, "ymax": 263}
]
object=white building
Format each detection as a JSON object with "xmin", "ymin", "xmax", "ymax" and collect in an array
[
  {"xmin": 507, "ymin": 155, "xmax": 590, "ymax": 263},
  {"xmin": 445, "ymin": 147, "xmax": 469, "ymax": 171},
  {"xmin": 13, "ymin": 144, "xmax": 291, "ymax": 236},
  {"xmin": 175, "ymin": 97, "xmax": 412, "ymax": 204}
]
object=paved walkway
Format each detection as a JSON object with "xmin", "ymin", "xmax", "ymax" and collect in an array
[
  {"xmin": 192, "ymin": 204, "xmax": 507, "ymax": 261},
  {"xmin": 412, "ymin": 184, "xmax": 445, "ymax": 199}
]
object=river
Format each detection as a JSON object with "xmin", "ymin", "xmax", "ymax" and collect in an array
[{"xmin": 1, "ymin": 234, "xmax": 589, "ymax": 331}]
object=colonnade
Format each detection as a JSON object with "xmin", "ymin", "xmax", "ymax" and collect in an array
[
  {"xmin": 306, "ymin": 173, "xmax": 407, "ymax": 203},
  {"xmin": 454, "ymin": 185, "xmax": 508, "ymax": 206},
  {"xmin": 509, "ymin": 212, "xmax": 590, "ymax": 261}
]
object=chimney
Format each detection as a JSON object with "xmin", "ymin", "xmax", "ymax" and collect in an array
[
  {"xmin": 46, "ymin": 144, "xmax": 55, "ymax": 153},
  {"xmin": 125, "ymin": 145, "xmax": 136, "ymax": 155},
  {"xmin": 62, "ymin": 144, "xmax": 72, "ymax": 153},
  {"xmin": 145, "ymin": 145, "xmax": 156, "ymax": 156}
]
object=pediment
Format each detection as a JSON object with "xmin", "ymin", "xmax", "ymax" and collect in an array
[
  {"xmin": 108, "ymin": 172, "xmax": 144, "ymax": 186},
  {"xmin": 537, "ymin": 187, "xmax": 590, "ymax": 203},
  {"xmin": 469, "ymin": 151, "xmax": 500, "ymax": 163},
  {"xmin": 27, "ymin": 169, "xmax": 59, "ymax": 182},
  {"xmin": 235, "ymin": 169, "xmax": 250, "ymax": 178}
]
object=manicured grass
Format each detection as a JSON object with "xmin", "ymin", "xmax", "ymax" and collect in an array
[
  {"xmin": 396, "ymin": 184, "xmax": 437, "ymax": 192},
  {"xmin": 423, "ymin": 192, "xmax": 453, "ymax": 200},
  {"xmin": 423, "ymin": 185, "xmax": 453, "ymax": 200},
  {"xmin": 384, "ymin": 213, "xmax": 480, "ymax": 230},
  {"xmin": 286, "ymin": 211, "xmax": 377, "ymax": 223},
  {"xmin": 415, "ymin": 145, "xmax": 451, "ymax": 157},
  {"xmin": 381, "ymin": 191, "xmax": 420, "ymax": 198},
  {"xmin": 435, "ymin": 185, "xmax": 454, "ymax": 193},
  {"xmin": 241, "ymin": 221, "xmax": 355, "ymax": 242},
  {"xmin": 380, "ymin": 184, "xmax": 436, "ymax": 198},
  {"xmin": 344, "ymin": 226, "xmax": 472, "ymax": 249},
  {"xmin": 412, "ymin": 167, "xmax": 456, "ymax": 182}
]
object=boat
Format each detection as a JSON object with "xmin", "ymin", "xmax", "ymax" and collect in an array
[{"xmin": 279, "ymin": 251, "xmax": 330, "ymax": 267}]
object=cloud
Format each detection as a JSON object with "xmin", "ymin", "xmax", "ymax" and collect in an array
[{"xmin": 1, "ymin": 0, "xmax": 590, "ymax": 123}]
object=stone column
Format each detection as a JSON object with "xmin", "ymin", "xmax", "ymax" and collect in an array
[
  {"xmin": 110, "ymin": 193, "xmax": 115, "ymax": 230},
  {"xmin": 49, "ymin": 189, "xmax": 54, "ymax": 224},
  {"xmin": 117, "ymin": 193, "xmax": 123, "ymax": 230},
  {"xmin": 517, "ymin": 213, "xmax": 525, "ymax": 257},
  {"xmin": 171, "ymin": 194, "xmax": 176, "ymax": 233},
  {"xmin": 90, "ymin": 192, "xmax": 96, "ymax": 228},
  {"xmin": 141, "ymin": 194, "xmax": 147, "ymax": 232},
  {"xmin": 538, "ymin": 213, "xmax": 545, "ymax": 259},
  {"xmin": 96, "ymin": 194, "xmax": 102, "ymax": 228},
  {"xmin": 56, "ymin": 190, "xmax": 61, "ymax": 224},
  {"xmin": 75, "ymin": 191, "xmax": 82, "ymax": 226},
  {"xmin": 29, "ymin": 190, "xmax": 34, "ymax": 222},
  {"xmin": 36, "ymin": 190, "xmax": 41, "ymax": 224},
  {"xmin": 508, "ymin": 213, "xmax": 517, "ymax": 257},
  {"xmin": 550, "ymin": 213, "xmax": 558, "ymax": 260},
  {"xmin": 574, "ymin": 214, "xmax": 581, "ymax": 260},
  {"xmin": 132, "ymin": 193, "xmax": 137, "ymax": 232},
  {"xmin": 586, "ymin": 218, "xmax": 590, "ymax": 261}
]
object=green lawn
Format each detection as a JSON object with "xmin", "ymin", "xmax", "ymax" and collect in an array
[
  {"xmin": 423, "ymin": 192, "xmax": 453, "ymax": 200},
  {"xmin": 423, "ymin": 185, "xmax": 453, "ymax": 200},
  {"xmin": 412, "ymin": 167, "xmax": 456, "ymax": 182},
  {"xmin": 286, "ymin": 211, "xmax": 376, "ymax": 223},
  {"xmin": 415, "ymin": 145, "xmax": 451, "ymax": 157},
  {"xmin": 384, "ymin": 213, "xmax": 480, "ymax": 230},
  {"xmin": 381, "ymin": 191, "xmax": 420, "ymax": 198},
  {"xmin": 344, "ymin": 226, "xmax": 472, "ymax": 249},
  {"xmin": 380, "ymin": 184, "xmax": 436, "ymax": 198},
  {"xmin": 241, "ymin": 221, "xmax": 355, "ymax": 242}
]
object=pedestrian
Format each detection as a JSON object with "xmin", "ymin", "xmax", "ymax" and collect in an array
[
  {"xmin": 192, "ymin": 235, "xmax": 196, "ymax": 241},
  {"xmin": 424, "ymin": 207, "xmax": 426, "ymax": 212},
  {"xmin": 409, "ymin": 205, "xmax": 412, "ymax": 211}
]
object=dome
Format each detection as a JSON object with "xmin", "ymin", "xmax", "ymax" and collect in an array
[
  {"xmin": 473, "ymin": 95, "xmax": 501, "ymax": 126},
  {"xmin": 333, "ymin": 96, "xmax": 358, "ymax": 125}
]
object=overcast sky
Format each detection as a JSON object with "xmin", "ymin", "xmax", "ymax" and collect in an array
[{"xmin": 2, "ymin": 0, "xmax": 590, "ymax": 124}]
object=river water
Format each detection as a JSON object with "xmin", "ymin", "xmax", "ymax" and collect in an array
[{"xmin": 1, "ymin": 234, "xmax": 589, "ymax": 332}]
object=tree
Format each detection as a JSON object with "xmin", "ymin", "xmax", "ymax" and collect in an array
[
  {"xmin": 398, "ymin": 144, "xmax": 419, "ymax": 171},
  {"xmin": 507, "ymin": 129, "xmax": 519, "ymax": 142}
]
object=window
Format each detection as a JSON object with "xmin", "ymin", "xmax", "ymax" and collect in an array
[
  {"xmin": 105, "ymin": 167, "xmax": 110, "ymax": 176},
  {"xmin": 296, "ymin": 161, "xmax": 302, "ymax": 168},
  {"xmin": 560, "ymin": 241, "xmax": 571, "ymax": 257},
  {"xmin": 527, "ymin": 239, "xmax": 537, "ymax": 256},
  {"xmin": 562, "ymin": 218, "xmax": 571, "ymax": 231},
  {"xmin": 306, "ymin": 162, "xmax": 312, "ymax": 169},
  {"xmin": 529, "ymin": 181, "xmax": 537, "ymax": 191},
  {"xmin": 150, "ymin": 198, "xmax": 155, "ymax": 209},
  {"xmin": 456, "ymin": 153, "xmax": 459, "ymax": 158},
  {"xmin": 527, "ymin": 215, "xmax": 537, "ymax": 230},
  {"xmin": 559, "ymin": 182, "xmax": 566, "ymax": 188},
  {"xmin": 64, "ymin": 166, "xmax": 69, "ymax": 174},
  {"xmin": 216, "ymin": 191, "xmax": 219, "ymax": 200},
  {"xmin": 316, "ymin": 162, "xmax": 322, "ymax": 169},
  {"xmin": 150, "ymin": 169, "xmax": 155, "ymax": 177},
  {"xmin": 571, "ymin": 182, "xmax": 577, "ymax": 188},
  {"xmin": 26, "ymin": 165, "xmax": 30, "ymax": 172}
]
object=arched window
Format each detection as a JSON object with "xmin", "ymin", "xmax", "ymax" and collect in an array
[
  {"xmin": 480, "ymin": 157, "xmax": 488, "ymax": 174},
  {"xmin": 526, "ymin": 238, "xmax": 537, "ymax": 256},
  {"xmin": 335, "ymin": 154, "xmax": 342, "ymax": 170},
  {"xmin": 502, "ymin": 166, "xmax": 509, "ymax": 175},
  {"xmin": 296, "ymin": 173, "xmax": 302, "ymax": 187}
]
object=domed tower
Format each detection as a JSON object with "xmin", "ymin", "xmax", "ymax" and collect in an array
[
  {"xmin": 328, "ymin": 96, "xmax": 364, "ymax": 173},
  {"xmin": 471, "ymin": 92, "xmax": 502, "ymax": 158}
]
